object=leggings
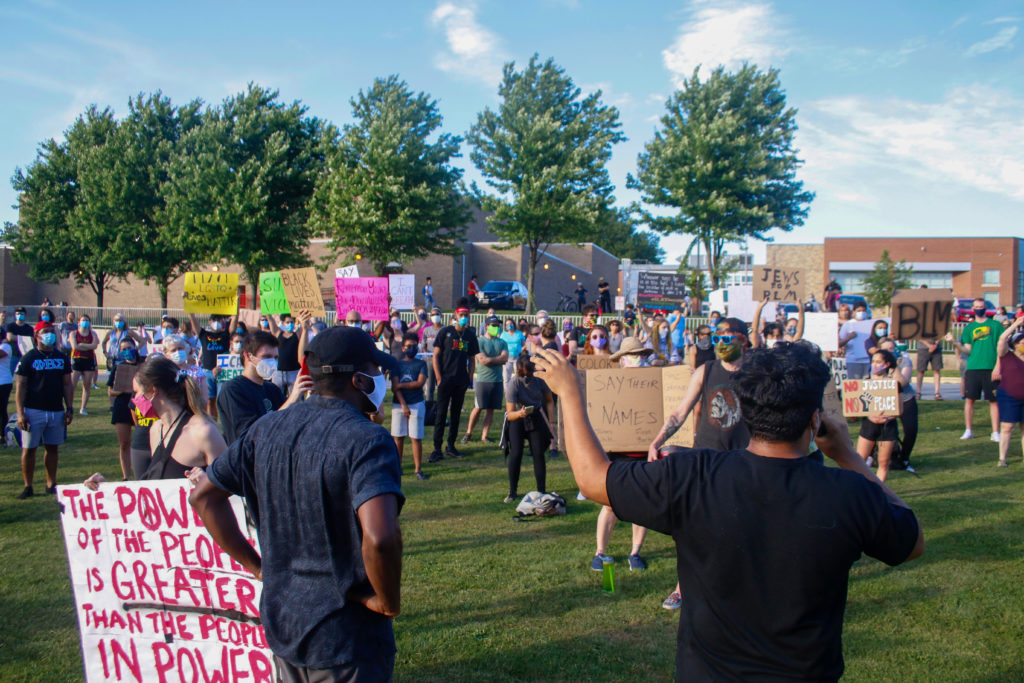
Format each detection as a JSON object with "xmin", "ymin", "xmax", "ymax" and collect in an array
[
  {"xmin": 900, "ymin": 397, "xmax": 918, "ymax": 461},
  {"xmin": 0, "ymin": 383, "xmax": 11, "ymax": 433},
  {"xmin": 507, "ymin": 419, "xmax": 548, "ymax": 495}
]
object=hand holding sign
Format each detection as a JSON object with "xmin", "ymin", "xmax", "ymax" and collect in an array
[{"xmin": 335, "ymin": 277, "xmax": 389, "ymax": 320}]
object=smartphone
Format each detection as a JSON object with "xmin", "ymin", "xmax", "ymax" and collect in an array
[
  {"xmin": 524, "ymin": 405, "xmax": 535, "ymax": 415},
  {"xmin": 299, "ymin": 357, "xmax": 310, "ymax": 379}
]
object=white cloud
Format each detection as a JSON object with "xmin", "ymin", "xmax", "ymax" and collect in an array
[
  {"xmin": 965, "ymin": 25, "xmax": 1018, "ymax": 56},
  {"xmin": 430, "ymin": 1, "xmax": 505, "ymax": 86},
  {"xmin": 662, "ymin": 1, "xmax": 788, "ymax": 84}
]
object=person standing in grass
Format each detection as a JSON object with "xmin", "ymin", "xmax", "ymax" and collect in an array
[
  {"xmin": 534, "ymin": 343, "xmax": 924, "ymax": 681},
  {"xmin": 946, "ymin": 298, "xmax": 1002, "ymax": 442},
  {"xmin": 429, "ymin": 299, "xmax": 478, "ymax": 463},
  {"xmin": 995, "ymin": 317, "xmax": 1024, "ymax": 467},
  {"xmin": 503, "ymin": 356, "xmax": 555, "ymax": 503},
  {"xmin": 463, "ymin": 316, "xmax": 508, "ymax": 445},
  {"xmin": 392, "ymin": 333, "xmax": 429, "ymax": 480}
]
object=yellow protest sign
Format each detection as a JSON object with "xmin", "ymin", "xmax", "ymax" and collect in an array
[{"xmin": 183, "ymin": 272, "xmax": 239, "ymax": 315}]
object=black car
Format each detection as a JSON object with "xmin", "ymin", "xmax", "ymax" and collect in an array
[{"xmin": 477, "ymin": 281, "xmax": 528, "ymax": 310}]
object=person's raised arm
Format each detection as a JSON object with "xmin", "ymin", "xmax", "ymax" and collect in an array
[
  {"xmin": 188, "ymin": 313, "xmax": 200, "ymax": 337},
  {"xmin": 751, "ymin": 299, "xmax": 767, "ymax": 349},
  {"xmin": 189, "ymin": 478, "xmax": 263, "ymax": 580},
  {"xmin": 266, "ymin": 315, "xmax": 280, "ymax": 335},
  {"xmin": 794, "ymin": 300, "xmax": 806, "ymax": 341},
  {"xmin": 945, "ymin": 331, "xmax": 970, "ymax": 355},
  {"xmin": 997, "ymin": 317, "xmax": 1023, "ymax": 357},
  {"xmin": 282, "ymin": 373, "xmax": 314, "ymax": 410},
  {"xmin": 227, "ymin": 314, "xmax": 237, "ymax": 335},
  {"xmin": 296, "ymin": 310, "xmax": 311, "ymax": 362},
  {"xmin": 647, "ymin": 362, "xmax": 706, "ymax": 461},
  {"xmin": 355, "ymin": 494, "xmax": 402, "ymax": 617}
]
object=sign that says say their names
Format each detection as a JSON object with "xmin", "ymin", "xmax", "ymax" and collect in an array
[
  {"xmin": 585, "ymin": 367, "xmax": 695, "ymax": 452},
  {"xmin": 335, "ymin": 277, "xmax": 390, "ymax": 321},
  {"xmin": 279, "ymin": 267, "xmax": 326, "ymax": 319},
  {"xmin": 841, "ymin": 378, "xmax": 902, "ymax": 418},
  {"xmin": 752, "ymin": 266, "xmax": 805, "ymax": 303},
  {"xmin": 184, "ymin": 272, "xmax": 238, "ymax": 316},
  {"xmin": 388, "ymin": 274, "xmax": 415, "ymax": 311},
  {"xmin": 890, "ymin": 288, "xmax": 954, "ymax": 341},
  {"xmin": 257, "ymin": 272, "xmax": 290, "ymax": 316},
  {"xmin": 58, "ymin": 481, "xmax": 272, "ymax": 683}
]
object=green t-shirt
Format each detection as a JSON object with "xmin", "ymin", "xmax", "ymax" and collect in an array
[
  {"xmin": 475, "ymin": 336, "xmax": 507, "ymax": 383},
  {"xmin": 961, "ymin": 319, "xmax": 1002, "ymax": 371}
]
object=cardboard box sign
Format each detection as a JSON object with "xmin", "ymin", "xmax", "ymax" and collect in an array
[
  {"xmin": 576, "ymin": 355, "xmax": 616, "ymax": 371},
  {"xmin": 841, "ymin": 378, "xmax": 902, "ymax": 418},
  {"xmin": 890, "ymin": 289, "xmax": 954, "ymax": 341},
  {"xmin": 280, "ymin": 267, "xmax": 327, "ymax": 319},
  {"xmin": 584, "ymin": 365, "xmax": 694, "ymax": 452},
  {"xmin": 111, "ymin": 363, "xmax": 139, "ymax": 394},
  {"xmin": 752, "ymin": 266, "xmax": 806, "ymax": 303}
]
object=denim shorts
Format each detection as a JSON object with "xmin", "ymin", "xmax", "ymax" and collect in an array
[
  {"xmin": 997, "ymin": 387, "xmax": 1024, "ymax": 424},
  {"xmin": 24, "ymin": 408, "xmax": 66, "ymax": 448}
]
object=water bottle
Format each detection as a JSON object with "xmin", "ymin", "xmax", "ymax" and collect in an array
[{"xmin": 601, "ymin": 558, "xmax": 615, "ymax": 594}]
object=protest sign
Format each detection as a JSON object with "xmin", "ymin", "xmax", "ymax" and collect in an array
[
  {"xmin": 661, "ymin": 365, "xmax": 695, "ymax": 448},
  {"xmin": 841, "ymin": 378, "xmax": 901, "ymax": 418},
  {"xmin": 279, "ymin": 267, "xmax": 326, "ymax": 319},
  {"xmin": 334, "ymin": 277, "xmax": 389, "ymax": 321},
  {"xmin": 637, "ymin": 272, "xmax": 687, "ymax": 310},
  {"xmin": 388, "ymin": 274, "xmax": 415, "ymax": 311},
  {"xmin": 822, "ymin": 380, "xmax": 844, "ymax": 424},
  {"xmin": 216, "ymin": 354, "xmax": 243, "ymax": 383},
  {"xmin": 236, "ymin": 308, "xmax": 261, "ymax": 331},
  {"xmin": 752, "ymin": 266, "xmax": 805, "ymax": 302},
  {"xmin": 725, "ymin": 286, "xmax": 755, "ymax": 322},
  {"xmin": 335, "ymin": 265, "xmax": 359, "ymax": 279},
  {"xmin": 112, "ymin": 364, "xmax": 139, "ymax": 394},
  {"xmin": 257, "ymin": 272, "xmax": 289, "ymax": 316},
  {"xmin": 58, "ymin": 481, "xmax": 271, "ymax": 683},
  {"xmin": 614, "ymin": 295, "xmax": 625, "ymax": 312},
  {"xmin": 802, "ymin": 313, "xmax": 839, "ymax": 352},
  {"xmin": 890, "ymin": 289, "xmax": 954, "ymax": 341},
  {"xmin": 585, "ymin": 367, "xmax": 695, "ymax": 452},
  {"xmin": 576, "ymin": 355, "xmax": 615, "ymax": 371},
  {"xmin": 830, "ymin": 357, "xmax": 848, "ymax": 392},
  {"xmin": 183, "ymin": 273, "xmax": 238, "ymax": 315}
]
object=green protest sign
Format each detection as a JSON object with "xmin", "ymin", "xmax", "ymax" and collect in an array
[{"xmin": 258, "ymin": 272, "xmax": 290, "ymax": 315}]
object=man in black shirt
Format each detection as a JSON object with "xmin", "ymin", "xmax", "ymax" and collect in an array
[
  {"xmin": 266, "ymin": 313, "xmax": 302, "ymax": 395},
  {"xmin": 217, "ymin": 331, "xmax": 312, "ymax": 444},
  {"xmin": 14, "ymin": 324, "xmax": 73, "ymax": 498},
  {"xmin": 7, "ymin": 305, "xmax": 34, "ymax": 374},
  {"xmin": 188, "ymin": 312, "xmax": 237, "ymax": 420},
  {"xmin": 429, "ymin": 299, "xmax": 478, "ymax": 463},
  {"xmin": 534, "ymin": 343, "xmax": 924, "ymax": 681}
]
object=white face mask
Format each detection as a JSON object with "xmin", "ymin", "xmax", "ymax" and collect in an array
[
  {"xmin": 169, "ymin": 349, "xmax": 189, "ymax": 365},
  {"xmin": 431, "ymin": 315, "xmax": 441, "ymax": 324},
  {"xmin": 357, "ymin": 371, "xmax": 387, "ymax": 411},
  {"xmin": 255, "ymin": 357, "xmax": 278, "ymax": 380},
  {"xmin": 854, "ymin": 311, "xmax": 867, "ymax": 321}
]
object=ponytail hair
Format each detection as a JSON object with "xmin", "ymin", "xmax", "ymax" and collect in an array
[{"xmin": 136, "ymin": 356, "xmax": 208, "ymax": 419}]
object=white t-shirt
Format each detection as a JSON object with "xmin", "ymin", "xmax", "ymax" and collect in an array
[
  {"xmin": 839, "ymin": 320, "xmax": 874, "ymax": 363},
  {"xmin": 0, "ymin": 342, "xmax": 12, "ymax": 385}
]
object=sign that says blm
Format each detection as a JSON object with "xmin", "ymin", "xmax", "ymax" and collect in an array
[
  {"xmin": 752, "ymin": 266, "xmax": 805, "ymax": 303},
  {"xmin": 890, "ymin": 289, "xmax": 953, "ymax": 341}
]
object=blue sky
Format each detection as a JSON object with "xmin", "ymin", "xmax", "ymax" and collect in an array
[{"xmin": 1, "ymin": 0, "xmax": 1021, "ymax": 265}]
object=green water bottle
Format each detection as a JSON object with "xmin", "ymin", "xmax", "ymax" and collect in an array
[{"xmin": 601, "ymin": 557, "xmax": 615, "ymax": 594}]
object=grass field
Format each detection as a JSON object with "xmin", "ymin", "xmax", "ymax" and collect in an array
[{"xmin": 2, "ymin": 391, "xmax": 1024, "ymax": 682}]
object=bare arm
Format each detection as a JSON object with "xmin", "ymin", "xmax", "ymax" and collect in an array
[
  {"xmin": 356, "ymin": 494, "xmax": 403, "ymax": 617},
  {"xmin": 945, "ymin": 331, "xmax": 970, "ymax": 355},
  {"xmin": 648, "ymin": 363, "xmax": 707, "ymax": 458},
  {"xmin": 997, "ymin": 317, "xmax": 1023, "ymax": 356},
  {"xmin": 544, "ymin": 392, "xmax": 555, "ymax": 424},
  {"xmin": 188, "ymin": 313, "xmax": 200, "ymax": 338},
  {"xmin": 396, "ymin": 371, "xmax": 427, "ymax": 390},
  {"xmin": 196, "ymin": 420, "xmax": 229, "ymax": 465},
  {"xmin": 281, "ymin": 374, "xmax": 314, "ymax": 410},
  {"xmin": 267, "ymin": 315, "xmax": 280, "ymax": 335},
  {"xmin": 189, "ymin": 479, "xmax": 263, "ymax": 580},
  {"xmin": 751, "ymin": 300, "xmax": 767, "ymax": 349},
  {"xmin": 794, "ymin": 300, "xmax": 806, "ymax": 341},
  {"xmin": 227, "ymin": 314, "xmax": 238, "ymax": 335},
  {"xmin": 15, "ymin": 376, "xmax": 27, "ymax": 429},
  {"xmin": 432, "ymin": 346, "xmax": 442, "ymax": 386}
]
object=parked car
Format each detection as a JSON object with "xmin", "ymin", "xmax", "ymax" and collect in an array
[
  {"xmin": 837, "ymin": 294, "xmax": 872, "ymax": 318},
  {"xmin": 954, "ymin": 298, "xmax": 998, "ymax": 323},
  {"xmin": 477, "ymin": 280, "xmax": 528, "ymax": 310}
]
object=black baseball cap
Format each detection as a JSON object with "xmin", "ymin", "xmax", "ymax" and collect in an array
[
  {"xmin": 717, "ymin": 317, "xmax": 749, "ymax": 337},
  {"xmin": 305, "ymin": 326, "xmax": 398, "ymax": 376},
  {"xmin": 14, "ymin": 306, "xmax": 26, "ymax": 314}
]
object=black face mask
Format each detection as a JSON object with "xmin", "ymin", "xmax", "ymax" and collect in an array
[{"xmin": 973, "ymin": 308, "xmax": 987, "ymax": 318}]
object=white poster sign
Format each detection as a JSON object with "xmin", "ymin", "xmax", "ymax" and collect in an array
[
  {"xmin": 802, "ymin": 312, "xmax": 839, "ymax": 352},
  {"xmin": 388, "ymin": 274, "xmax": 415, "ymax": 311},
  {"xmin": 335, "ymin": 265, "xmax": 360, "ymax": 279}
]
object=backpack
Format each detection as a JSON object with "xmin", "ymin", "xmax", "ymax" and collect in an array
[{"xmin": 514, "ymin": 491, "xmax": 567, "ymax": 519}]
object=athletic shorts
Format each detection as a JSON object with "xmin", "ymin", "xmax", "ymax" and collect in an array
[
  {"xmin": 996, "ymin": 387, "xmax": 1024, "ymax": 424},
  {"xmin": 110, "ymin": 393, "xmax": 133, "ymax": 425},
  {"xmin": 23, "ymin": 408, "xmax": 66, "ymax": 448},
  {"xmin": 915, "ymin": 345, "xmax": 943, "ymax": 372},
  {"xmin": 72, "ymin": 356, "xmax": 97, "ymax": 373},
  {"xmin": 965, "ymin": 368, "xmax": 997, "ymax": 401},
  {"xmin": 474, "ymin": 380, "xmax": 503, "ymax": 410},
  {"xmin": 391, "ymin": 401, "xmax": 426, "ymax": 439},
  {"xmin": 859, "ymin": 417, "xmax": 899, "ymax": 442}
]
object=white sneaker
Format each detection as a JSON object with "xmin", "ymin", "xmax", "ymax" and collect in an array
[
  {"xmin": 576, "ymin": 492, "xmax": 587, "ymax": 501},
  {"xmin": 79, "ymin": 409, "xmax": 88, "ymax": 416},
  {"xmin": 991, "ymin": 432, "xmax": 1000, "ymax": 443},
  {"xmin": 960, "ymin": 429, "xmax": 973, "ymax": 440}
]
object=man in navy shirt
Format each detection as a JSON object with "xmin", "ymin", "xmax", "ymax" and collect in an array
[
  {"xmin": 533, "ymin": 342, "xmax": 924, "ymax": 681},
  {"xmin": 191, "ymin": 326, "xmax": 404, "ymax": 680}
]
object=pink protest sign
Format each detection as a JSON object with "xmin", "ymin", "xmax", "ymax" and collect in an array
[{"xmin": 334, "ymin": 277, "xmax": 390, "ymax": 320}]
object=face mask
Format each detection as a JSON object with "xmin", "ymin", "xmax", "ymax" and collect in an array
[
  {"xmin": 119, "ymin": 348, "xmax": 138, "ymax": 363},
  {"xmin": 418, "ymin": 312, "xmax": 427, "ymax": 320},
  {"xmin": 716, "ymin": 341, "xmax": 742, "ymax": 362},
  {"xmin": 210, "ymin": 321, "xmax": 223, "ymax": 332},
  {"xmin": 537, "ymin": 317, "xmax": 548, "ymax": 326},
  {"xmin": 391, "ymin": 319, "xmax": 402, "ymax": 329},
  {"xmin": 590, "ymin": 337, "xmax": 607, "ymax": 349},
  {"xmin": 431, "ymin": 315, "xmax": 441, "ymax": 324},
  {"xmin": 169, "ymin": 349, "xmax": 189, "ymax": 365},
  {"xmin": 487, "ymin": 326, "xmax": 500, "ymax": 336},
  {"xmin": 659, "ymin": 329, "xmax": 669, "ymax": 340},
  {"xmin": 620, "ymin": 355, "xmax": 648, "ymax": 368},
  {"xmin": 115, "ymin": 320, "xmax": 125, "ymax": 329},
  {"xmin": 972, "ymin": 309, "xmax": 987, "ymax": 318},
  {"xmin": 232, "ymin": 342, "xmax": 243, "ymax": 353},
  {"xmin": 787, "ymin": 327, "xmax": 797, "ymax": 335},
  {"xmin": 875, "ymin": 327, "xmax": 888, "ymax": 337},
  {"xmin": 260, "ymin": 320, "xmax": 270, "ymax": 329},
  {"xmin": 696, "ymin": 337, "xmax": 711, "ymax": 350},
  {"xmin": 41, "ymin": 333, "xmax": 56, "ymax": 346},
  {"xmin": 506, "ymin": 324, "xmax": 515, "ymax": 331},
  {"xmin": 283, "ymin": 322, "xmax": 295, "ymax": 333},
  {"xmin": 871, "ymin": 364, "xmax": 887, "ymax": 376},
  {"xmin": 162, "ymin": 326, "xmax": 173, "ymax": 335},
  {"xmin": 403, "ymin": 347, "xmax": 418, "ymax": 359},
  {"xmin": 357, "ymin": 371, "xmax": 387, "ymax": 411},
  {"xmin": 131, "ymin": 393, "xmax": 158, "ymax": 419},
  {"xmin": 361, "ymin": 322, "xmax": 373, "ymax": 333},
  {"xmin": 854, "ymin": 311, "xmax": 867, "ymax": 321},
  {"xmin": 458, "ymin": 316, "xmax": 469, "ymax": 327},
  {"xmin": 15, "ymin": 314, "xmax": 24, "ymax": 322},
  {"xmin": 563, "ymin": 322, "xmax": 573, "ymax": 332},
  {"xmin": 41, "ymin": 314, "xmax": 51, "ymax": 322},
  {"xmin": 255, "ymin": 357, "xmax": 278, "ymax": 380},
  {"xmin": 79, "ymin": 321, "xmax": 90, "ymax": 330}
]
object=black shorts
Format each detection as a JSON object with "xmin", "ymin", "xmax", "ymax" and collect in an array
[
  {"xmin": 915, "ymin": 346, "xmax": 943, "ymax": 372},
  {"xmin": 965, "ymin": 369, "xmax": 997, "ymax": 401},
  {"xmin": 72, "ymin": 356, "xmax": 97, "ymax": 373},
  {"xmin": 110, "ymin": 393, "xmax": 133, "ymax": 425},
  {"xmin": 473, "ymin": 380, "xmax": 504, "ymax": 410},
  {"xmin": 859, "ymin": 417, "xmax": 899, "ymax": 442}
]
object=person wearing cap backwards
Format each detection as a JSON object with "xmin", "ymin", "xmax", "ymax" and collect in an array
[
  {"xmin": 429, "ymin": 298, "xmax": 479, "ymax": 463},
  {"xmin": 14, "ymin": 323, "xmax": 73, "ymax": 498},
  {"xmin": 191, "ymin": 326, "xmax": 404, "ymax": 680}
]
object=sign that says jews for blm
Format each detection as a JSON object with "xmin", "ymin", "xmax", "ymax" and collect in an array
[
  {"xmin": 58, "ymin": 481, "xmax": 273, "ymax": 683},
  {"xmin": 752, "ymin": 266, "xmax": 805, "ymax": 303}
]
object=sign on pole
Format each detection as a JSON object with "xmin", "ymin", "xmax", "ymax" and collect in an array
[{"xmin": 183, "ymin": 273, "xmax": 239, "ymax": 315}]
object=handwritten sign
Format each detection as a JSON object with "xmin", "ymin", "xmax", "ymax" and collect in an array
[
  {"xmin": 802, "ymin": 312, "xmax": 839, "ymax": 352},
  {"xmin": 661, "ymin": 364, "xmax": 695, "ymax": 448},
  {"xmin": 830, "ymin": 357, "xmax": 847, "ymax": 393},
  {"xmin": 58, "ymin": 481, "xmax": 271, "ymax": 683},
  {"xmin": 388, "ymin": 274, "xmax": 415, "ymax": 311},
  {"xmin": 891, "ymin": 289, "xmax": 953, "ymax": 341},
  {"xmin": 279, "ymin": 267, "xmax": 325, "ymax": 319},
  {"xmin": 236, "ymin": 308, "xmax": 261, "ymax": 332},
  {"xmin": 112, "ymin": 364, "xmax": 139, "ymax": 394},
  {"xmin": 216, "ymin": 354, "xmax": 243, "ymax": 383},
  {"xmin": 752, "ymin": 266, "xmax": 805, "ymax": 303},
  {"xmin": 576, "ymin": 355, "xmax": 615, "ymax": 371},
  {"xmin": 335, "ymin": 277, "xmax": 389, "ymax": 321},
  {"xmin": 183, "ymin": 273, "xmax": 238, "ymax": 315},
  {"xmin": 585, "ymin": 367, "xmax": 695, "ymax": 452},
  {"xmin": 335, "ymin": 265, "xmax": 360, "ymax": 279},
  {"xmin": 841, "ymin": 378, "xmax": 901, "ymax": 418},
  {"xmin": 257, "ymin": 272, "xmax": 289, "ymax": 316}
]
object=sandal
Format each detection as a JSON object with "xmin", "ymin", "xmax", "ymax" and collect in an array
[{"xmin": 934, "ymin": 394, "xmax": 943, "ymax": 400}]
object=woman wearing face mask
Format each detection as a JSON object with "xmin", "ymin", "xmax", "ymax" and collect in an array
[
  {"xmin": 500, "ymin": 318, "xmax": 527, "ymax": 384},
  {"xmin": 878, "ymin": 337, "xmax": 917, "ymax": 467},
  {"xmin": 687, "ymin": 324, "xmax": 715, "ymax": 371},
  {"xmin": 33, "ymin": 307, "xmax": 56, "ymax": 335},
  {"xmin": 107, "ymin": 338, "xmax": 142, "ymax": 479},
  {"xmin": 995, "ymin": 318, "xmax": 1024, "ymax": 467},
  {"xmin": 646, "ymin": 320, "xmax": 677, "ymax": 366},
  {"xmin": 606, "ymin": 320, "xmax": 624, "ymax": 354},
  {"xmin": 70, "ymin": 315, "xmax": 99, "ymax": 416},
  {"xmin": 161, "ymin": 335, "xmax": 209, "ymax": 406},
  {"xmin": 374, "ymin": 313, "xmax": 405, "ymax": 359},
  {"xmin": 503, "ymin": 356, "xmax": 555, "ymax": 503},
  {"xmin": 558, "ymin": 319, "xmax": 575, "ymax": 352},
  {"xmin": 865, "ymin": 320, "xmax": 890, "ymax": 357},
  {"xmin": 857, "ymin": 350, "xmax": 903, "ymax": 482},
  {"xmin": 265, "ymin": 314, "xmax": 301, "ymax": 395},
  {"xmin": 525, "ymin": 325, "xmax": 544, "ymax": 356},
  {"xmin": 583, "ymin": 325, "xmax": 611, "ymax": 356},
  {"xmin": 85, "ymin": 356, "xmax": 227, "ymax": 489},
  {"xmin": 102, "ymin": 314, "xmax": 132, "ymax": 372},
  {"xmin": 751, "ymin": 299, "xmax": 805, "ymax": 350}
]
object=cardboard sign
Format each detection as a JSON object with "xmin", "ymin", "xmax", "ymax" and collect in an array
[
  {"xmin": 576, "ymin": 355, "xmax": 616, "ymax": 371},
  {"xmin": 802, "ymin": 313, "xmax": 839, "ymax": 352},
  {"xmin": 112, "ymin": 363, "xmax": 139, "ymax": 394},
  {"xmin": 216, "ymin": 354, "xmax": 243, "ymax": 383},
  {"xmin": 890, "ymin": 289, "xmax": 953, "ymax": 341},
  {"xmin": 660, "ymin": 364, "xmax": 695, "ymax": 448},
  {"xmin": 335, "ymin": 277, "xmax": 389, "ymax": 321},
  {"xmin": 58, "ymin": 481, "xmax": 271, "ymax": 683},
  {"xmin": 585, "ymin": 367, "xmax": 695, "ymax": 452},
  {"xmin": 183, "ymin": 272, "xmax": 238, "ymax": 315},
  {"xmin": 388, "ymin": 274, "xmax": 415, "ymax": 311},
  {"xmin": 279, "ymin": 267, "xmax": 326, "ymax": 319},
  {"xmin": 335, "ymin": 265, "xmax": 360, "ymax": 279},
  {"xmin": 830, "ymin": 357, "xmax": 847, "ymax": 392},
  {"xmin": 841, "ymin": 378, "xmax": 901, "ymax": 417},
  {"xmin": 257, "ymin": 272, "xmax": 290, "ymax": 316},
  {"xmin": 236, "ymin": 308, "xmax": 261, "ymax": 331},
  {"xmin": 752, "ymin": 266, "xmax": 805, "ymax": 303}
]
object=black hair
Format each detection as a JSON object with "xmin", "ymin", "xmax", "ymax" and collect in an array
[
  {"xmin": 163, "ymin": 317, "xmax": 179, "ymax": 329},
  {"xmin": 243, "ymin": 330, "xmax": 279, "ymax": 357},
  {"xmin": 39, "ymin": 307, "xmax": 54, "ymax": 321},
  {"xmin": 872, "ymin": 349, "xmax": 897, "ymax": 372},
  {"xmin": 402, "ymin": 332, "xmax": 419, "ymax": 345},
  {"xmin": 516, "ymin": 355, "xmax": 536, "ymax": 376},
  {"xmin": 734, "ymin": 343, "xmax": 830, "ymax": 443},
  {"xmin": 762, "ymin": 322, "xmax": 784, "ymax": 339},
  {"xmin": 456, "ymin": 297, "xmax": 470, "ymax": 309},
  {"xmin": 582, "ymin": 304, "xmax": 596, "ymax": 315}
]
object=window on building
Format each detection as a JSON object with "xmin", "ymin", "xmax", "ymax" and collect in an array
[{"xmin": 983, "ymin": 269, "xmax": 1000, "ymax": 286}]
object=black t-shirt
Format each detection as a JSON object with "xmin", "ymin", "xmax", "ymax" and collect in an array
[
  {"xmin": 277, "ymin": 333, "xmax": 300, "ymax": 372},
  {"xmin": 606, "ymin": 449, "xmax": 920, "ymax": 681},
  {"xmin": 217, "ymin": 375, "xmax": 286, "ymax": 444},
  {"xmin": 7, "ymin": 322, "xmax": 34, "ymax": 357},
  {"xmin": 198, "ymin": 329, "xmax": 231, "ymax": 370},
  {"xmin": 433, "ymin": 325, "xmax": 479, "ymax": 385},
  {"xmin": 16, "ymin": 348, "xmax": 71, "ymax": 411}
]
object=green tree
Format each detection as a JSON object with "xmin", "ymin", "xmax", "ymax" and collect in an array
[
  {"xmin": 593, "ymin": 208, "xmax": 665, "ymax": 263},
  {"xmin": 467, "ymin": 55, "xmax": 625, "ymax": 313},
  {"xmin": 863, "ymin": 250, "xmax": 913, "ymax": 310},
  {"xmin": 310, "ymin": 75, "xmax": 470, "ymax": 275},
  {"xmin": 628, "ymin": 64, "xmax": 813, "ymax": 290}
]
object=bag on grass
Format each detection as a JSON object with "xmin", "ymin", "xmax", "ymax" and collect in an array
[
  {"xmin": 5, "ymin": 416, "xmax": 22, "ymax": 448},
  {"xmin": 515, "ymin": 491, "xmax": 567, "ymax": 517}
]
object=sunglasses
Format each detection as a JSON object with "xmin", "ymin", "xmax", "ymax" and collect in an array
[
  {"xmin": 712, "ymin": 334, "xmax": 739, "ymax": 344},
  {"xmin": 589, "ymin": 335, "xmax": 607, "ymax": 341}
]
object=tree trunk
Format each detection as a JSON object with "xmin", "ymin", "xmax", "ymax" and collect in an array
[
  {"xmin": 158, "ymin": 278, "xmax": 169, "ymax": 311},
  {"xmin": 526, "ymin": 245, "xmax": 538, "ymax": 315},
  {"xmin": 92, "ymin": 273, "xmax": 105, "ymax": 308}
]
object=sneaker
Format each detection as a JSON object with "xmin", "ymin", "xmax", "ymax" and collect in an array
[
  {"xmin": 415, "ymin": 471, "xmax": 429, "ymax": 480},
  {"xmin": 991, "ymin": 432, "xmax": 1000, "ymax": 443},
  {"xmin": 549, "ymin": 448, "xmax": 560, "ymax": 459},
  {"xmin": 960, "ymin": 429, "xmax": 973, "ymax": 440},
  {"xmin": 427, "ymin": 450, "xmax": 444, "ymax": 463},
  {"xmin": 503, "ymin": 494, "xmax": 517, "ymax": 504},
  {"xmin": 460, "ymin": 433, "xmax": 470, "ymax": 444},
  {"xmin": 16, "ymin": 486, "xmax": 33, "ymax": 500},
  {"xmin": 45, "ymin": 485, "xmax": 57, "ymax": 495},
  {"xmin": 445, "ymin": 446, "xmax": 464, "ymax": 459},
  {"xmin": 662, "ymin": 591, "xmax": 683, "ymax": 610},
  {"xmin": 998, "ymin": 460, "xmax": 1008, "ymax": 468},
  {"xmin": 480, "ymin": 436, "xmax": 493, "ymax": 444},
  {"xmin": 590, "ymin": 553, "xmax": 613, "ymax": 571},
  {"xmin": 576, "ymin": 491, "xmax": 587, "ymax": 501},
  {"xmin": 79, "ymin": 409, "xmax": 88, "ymax": 416},
  {"xmin": 628, "ymin": 554, "xmax": 647, "ymax": 571}
]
